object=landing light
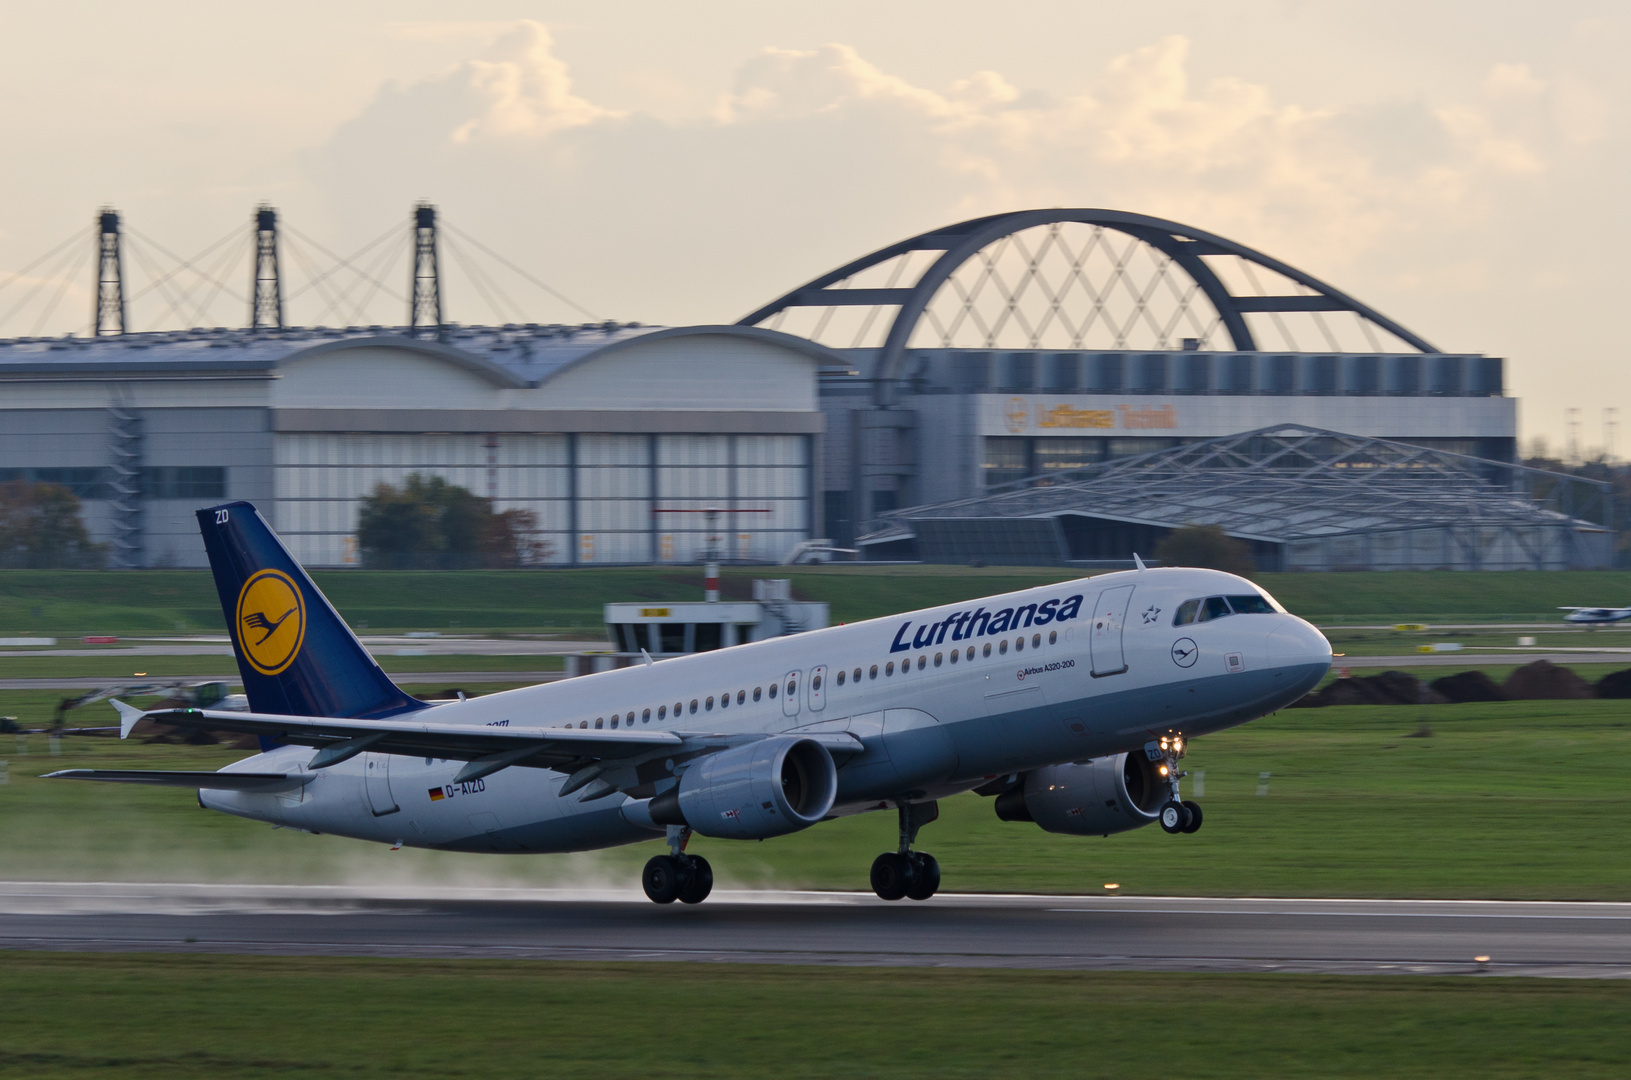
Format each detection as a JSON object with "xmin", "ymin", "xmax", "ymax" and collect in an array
[
  {"xmin": 1104, "ymin": 883, "xmax": 1120, "ymax": 891},
  {"xmin": 1158, "ymin": 765, "xmax": 1169, "ymax": 776}
]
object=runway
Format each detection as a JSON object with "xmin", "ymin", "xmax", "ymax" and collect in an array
[{"xmin": 3, "ymin": 882, "xmax": 1630, "ymax": 978}]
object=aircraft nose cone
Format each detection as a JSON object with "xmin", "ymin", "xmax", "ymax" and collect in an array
[{"xmin": 1268, "ymin": 617, "xmax": 1333, "ymax": 669}]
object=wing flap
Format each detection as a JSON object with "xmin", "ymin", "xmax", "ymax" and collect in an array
[{"xmin": 44, "ymin": 769, "xmax": 307, "ymax": 791}]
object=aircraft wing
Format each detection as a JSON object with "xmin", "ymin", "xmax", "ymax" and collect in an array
[
  {"xmin": 43, "ymin": 769, "xmax": 304, "ymax": 791},
  {"xmin": 117, "ymin": 701, "xmax": 679, "ymax": 762}
]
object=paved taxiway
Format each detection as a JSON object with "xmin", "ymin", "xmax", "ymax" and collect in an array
[{"xmin": 3, "ymin": 882, "xmax": 1629, "ymax": 978}]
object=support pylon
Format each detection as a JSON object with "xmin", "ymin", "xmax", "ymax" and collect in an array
[
  {"xmin": 94, "ymin": 209, "xmax": 125, "ymax": 336},
  {"xmin": 409, "ymin": 203, "xmax": 443, "ymax": 339},
  {"xmin": 250, "ymin": 205, "xmax": 284, "ymax": 330}
]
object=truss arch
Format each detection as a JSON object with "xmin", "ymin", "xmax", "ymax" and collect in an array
[{"xmin": 740, "ymin": 209, "xmax": 1438, "ymax": 407}]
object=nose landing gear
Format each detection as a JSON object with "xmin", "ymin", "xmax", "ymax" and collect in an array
[
  {"xmin": 643, "ymin": 825, "xmax": 714, "ymax": 905},
  {"xmin": 1153, "ymin": 734, "xmax": 1203, "ymax": 836},
  {"xmin": 871, "ymin": 800, "xmax": 941, "ymax": 901}
]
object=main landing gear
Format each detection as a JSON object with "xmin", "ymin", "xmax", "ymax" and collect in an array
[
  {"xmin": 870, "ymin": 800, "xmax": 941, "ymax": 901},
  {"xmin": 1153, "ymin": 734, "xmax": 1204, "ymax": 836},
  {"xmin": 643, "ymin": 825, "xmax": 714, "ymax": 905}
]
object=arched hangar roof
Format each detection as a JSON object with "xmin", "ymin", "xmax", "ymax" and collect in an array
[{"xmin": 740, "ymin": 209, "xmax": 1440, "ymax": 406}]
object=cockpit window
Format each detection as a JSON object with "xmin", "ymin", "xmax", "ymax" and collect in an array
[
  {"xmin": 1173, "ymin": 599, "xmax": 1201, "ymax": 626},
  {"xmin": 1226, "ymin": 594, "xmax": 1276, "ymax": 615},
  {"xmin": 1197, "ymin": 596, "xmax": 1232, "ymax": 622}
]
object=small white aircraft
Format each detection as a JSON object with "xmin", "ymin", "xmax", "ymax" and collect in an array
[
  {"xmin": 50, "ymin": 502, "xmax": 1330, "ymax": 903},
  {"xmin": 1560, "ymin": 606, "xmax": 1631, "ymax": 625}
]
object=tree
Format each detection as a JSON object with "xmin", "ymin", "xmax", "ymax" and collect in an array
[
  {"xmin": 1153, "ymin": 523, "xmax": 1256, "ymax": 578},
  {"xmin": 0, "ymin": 481, "xmax": 105, "ymax": 568},
  {"xmin": 355, "ymin": 474, "xmax": 544, "ymax": 569}
]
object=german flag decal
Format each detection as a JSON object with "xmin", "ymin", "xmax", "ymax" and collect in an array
[{"xmin": 428, "ymin": 787, "xmax": 446, "ymax": 801}]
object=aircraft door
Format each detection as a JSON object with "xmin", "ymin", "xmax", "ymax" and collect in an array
[
  {"xmin": 808, "ymin": 665, "xmax": 827, "ymax": 712},
  {"xmin": 364, "ymin": 752, "xmax": 399, "ymax": 816},
  {"xmin": 782, "ymin": 670, "xmax": 802, "ymax": 717},
  {"xmin": 1089, "ymin": 585, "xmax": 1134, "ymax": 677}
]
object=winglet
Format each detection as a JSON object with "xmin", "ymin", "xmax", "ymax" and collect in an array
[
  {"xmin": 110, "ymin": 699, "xmax": 146, "ymax": 740},
  {"xmin": 1132, "ymin": 552, "xmax": 1147, "ymax": 571}
]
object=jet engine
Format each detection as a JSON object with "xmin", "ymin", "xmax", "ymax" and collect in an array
[
  {"xmin": 649, "ymin": 737, "xmax": 838, "ymax": 841},
  {"xmin": 993, "ymin": 753, "xmax": 1164, "ymax": 837}
]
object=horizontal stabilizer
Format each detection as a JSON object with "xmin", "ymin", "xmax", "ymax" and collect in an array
[{"xmin": 43, "ymin": 769, "xmax": 307, "ymax": 791}]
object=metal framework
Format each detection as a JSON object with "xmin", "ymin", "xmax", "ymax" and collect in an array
[
  {"xmin": 409, "ymin": 202, "xmax": 443, "ymax": 339},
  {"xmin": 250, "ymin": 205, "xmax": 284, "ymax": 330},
  {"xmin": 742, "ymin": 209, "xmax": 1438, "ymax": 407},
  {"xmin": 93, "ymin": 209, "xmax": 125, "ymax": 337},
  {"xmin": 866, "ymin": 426, "xmax": 1611, "ymax": 571}
]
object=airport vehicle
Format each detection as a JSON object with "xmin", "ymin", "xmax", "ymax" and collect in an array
[
  {"xmin": 1560, "ymin": 605, "xmax": 1631, "ymax": 625},
  {"xmin": 49, "ymin": 503, "xmax": 1331, "ymax": 903}
]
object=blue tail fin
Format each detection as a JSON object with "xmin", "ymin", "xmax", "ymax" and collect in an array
[{"xmin": 197, "ymin": 501, "xmax": 426, "ymax": 720}]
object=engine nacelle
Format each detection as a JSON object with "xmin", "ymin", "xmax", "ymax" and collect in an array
[
  {"xmin": 649, "ymin": 737, "xmax": 838, "ymax": 840},
  {"xmin": 993, "ymin": 752, "xmax": 1164, "ymax": 837}
]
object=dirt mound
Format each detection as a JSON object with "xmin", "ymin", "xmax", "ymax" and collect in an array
[
  {"xmin": 1502, "ymin": 660, "xmax": 1595, "ymax": 700},
  {"xmin": 1291, "ymin": 670, "xmax": 1431, "ymax": 707},
  {"xmin": 1430, "ymin": 670, "xmax": 1508, "ymax": 703},
  {"xmin": 1597, "ymin": 668, "xmax": 1631, "ymax": 699}
]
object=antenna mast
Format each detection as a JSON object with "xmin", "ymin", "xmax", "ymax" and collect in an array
[
  {"xmin": 93, "ymin": 209, "xmax": 125, "ymax": 336},
  {"xmin": 409, "ymin": 202, "xmax": 443, "ymax": 339},
  {"xmin": 250, "ymin": 205, "xmax": 284, "ymax": 329}
]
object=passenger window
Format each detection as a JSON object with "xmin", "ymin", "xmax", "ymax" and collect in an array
[
  {"xmin": 966, "ymin": 646, "xmax": 975, "ymax": 661},
  {"xmin": 837, "ymin": 670, "xmax": 846, "ymax": 686},
  {"xmin": 1032, "ymin": 634, "xmax": 1041, "ymax": 649},
  {"xmin": 1015, "ymin": 637, "xmax": 1024, "ymax": 652},
  {"xmin": 689, "ymin": 699, "xmax": 698, "ymax": 714},
  {"xmin": 579, "ymin": 721, "xmax": 587, "ymax": 729},
  {"xmin": 853, "ymin": 668, "xmax": 861, "ymax": 682},
  {"xmin": 999, "ymin": 640, "xmax": 1008, "ymax": 655},
  {"xmin": 719, "ymin": 693, "xmax": 728, "ymax": 709},
  {"xmin": 610, "ymin": 717, "xmax": 619, "ymax": 729},
  {"xmin": 787, "ymin": 678, "xmax": 797, "ymax": 696},
  {"xmin": 737, "ymin": 690, "xmax": 746, "ymax": 704},
  {"xmin": 658, "ymin": 705, "xmax": 667, "ymax": 719},
  {"xmin": 869, "ymin": 665, "xmax": 878, "ymax": 679},
  {"xmin": 753, "ymin": 687, "xmax": 762, "ymax": 702},
  {"xmin": 1226, "ymin": 594, "xmax": 1276, "ymax": 615},
  {"xmin": 934, "ymin": 652, "xmax": 943, "ymax": 667},
  {"xmin": 674, "ymin": 702, "xmax": 682, "ymax": 716},
  {"xmin": 983, "ymin": 643, "xmax": 991, "ymax": 658},
  {"xmin": 706, "ymin": 696, "xmax": 714, "ymax": 711},
  {"xmin": 950, "ymin": 650, "xmax": 959, "ymax": 664},
  {"xmin": 917, "ymin": 656, "xmax": 926, "ymax": 670},
  {"xmin": 1048, "ymin": 631, "xmax": 1057, "ymax": 645},
  {"xmin": 627, "ymin": 712, "xmax": 635, "ymax": 724},
  {"xmin": 886, "ymin": 662, "xmax": 894, "ymax": 676},
  {"xmin": 595, "ymin": 718, "xmax": 604, "ymax": 729},
  {"xmin": 1198, "ymin": 596, "xmax": 1232, "ymax": 622},
  {"xmin": 812, "ymin": 674, "xmax": 822, "ymax": 691},
  {"xmin": 769, "ymin": 684, "xmax": 778, "ymax": 699},
  {"xmin": 1174, "ymin": 599, "xmax": 1200, "ymax": 626},
  {"xmin": 643, "ymin": 709, "xmax": 651, "ymax": 722}
]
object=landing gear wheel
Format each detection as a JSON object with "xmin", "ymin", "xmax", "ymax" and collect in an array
[
  {"xmin": 1180, "ymin": 800, "xmax": 1203, "ymax": 834},
  {"xmin": 678, "ymin": 855, "xmax": 714, "ymax": 904},
  {"xmin": 906, "ymin": 853, "xmax": 940, "ymax": 901},
  {"xmin": 642, "ymin": 855, "xmax": 684, "ymax": 904},
  {"xmin": 870, "ymin": 852, "xmax": 915, "ymax": 901},
  {"xmin": 1159, "ymin": 800, "xmax": 1190, "ymax": 834}
]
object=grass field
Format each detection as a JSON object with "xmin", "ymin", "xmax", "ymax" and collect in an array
[
  {"xmin": 1, "ymin": 954, "xmax": 1626, "ymax": 1079},
  {"xmin": 6, "ymin": 698, "xmax": 1629, "ymax": 899},
  {"xmin": 0, "ymin": 653, "xmax": 563, "ymax": 682},
  {"xmin": 5, "ymin": 567, "xmax": 1631, "ymax": 637}
]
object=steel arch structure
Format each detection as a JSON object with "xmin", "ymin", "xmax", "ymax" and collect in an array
[{"xmin": 739, "ymin": 209, "xmax": 1439, "ymax": 407}]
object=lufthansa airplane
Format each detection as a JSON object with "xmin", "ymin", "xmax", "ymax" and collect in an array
[
  {"xmin": 1560, "ymin": 605, "xmax": 1631, "ymax": 626},
  {"xmin": 50, "ymin": 503, "xmax": 1331, "ymax": 903}
]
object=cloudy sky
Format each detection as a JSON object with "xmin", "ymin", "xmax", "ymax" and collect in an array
[{"xmin": 0, "ymin": 1, "xmax": 1625, "ymax": 451}]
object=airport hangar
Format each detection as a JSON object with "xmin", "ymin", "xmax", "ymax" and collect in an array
[{"xmin": 0, "ymin": 207, "xmax": 1531, "ymax": 570}]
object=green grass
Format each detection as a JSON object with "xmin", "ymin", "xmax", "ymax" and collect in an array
[
  {"xmin": 2, "ymin": 955, "xmax": 1627, "ymax": 1079},
  {"xmin": 0, "ymin": 653, "xmax": 563, "ymax": 681},
  {"xmin": 6, "ymin": 698, "xmax": 1631, "ymax": 899},
  {"xmin": 3, "ymin": 566, "xmax": 1631, "ymax": 637}
]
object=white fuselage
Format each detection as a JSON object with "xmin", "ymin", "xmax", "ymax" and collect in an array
[{"xmin": 204, "ymin": 567, "xmax": 1331, "ymax": 853}]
